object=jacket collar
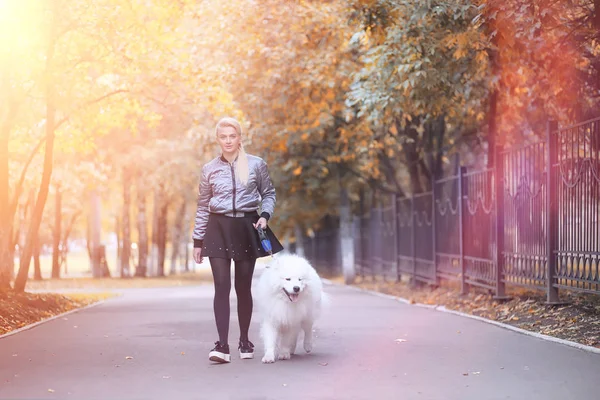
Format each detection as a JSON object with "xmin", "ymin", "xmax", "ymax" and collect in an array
[{"xmin": 220, "ymin": 153, "xmax": 239, "ymax": 164}]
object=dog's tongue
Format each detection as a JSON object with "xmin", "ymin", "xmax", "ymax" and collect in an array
[{"xmin": 290, "ymin": 293, "xmax": 299, "ymax": 302}]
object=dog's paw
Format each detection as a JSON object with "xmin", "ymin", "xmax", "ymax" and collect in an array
[
  {"xmin": 278, "ymin": 351, "xmax": 291, "ymax": 360},
  {"xmin": 261, "ymin": 354, "xmax": 276, "ymax": 364},
  {"xmin": 303, "ymin": 341, "xmax": 313, "ymax": 353}
]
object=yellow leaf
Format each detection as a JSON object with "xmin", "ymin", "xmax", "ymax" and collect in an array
[{"xmin": 293, "ymin": 166, "xmax": 303, "ymax": 176}]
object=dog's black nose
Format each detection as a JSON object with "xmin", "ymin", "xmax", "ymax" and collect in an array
[{"xmin": 293, "ymin": 286, "xmax": 300, "ymax": 293}]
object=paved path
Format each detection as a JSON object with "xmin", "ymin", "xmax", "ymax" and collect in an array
[{"xmin": 1, "ymin": 271, "xmax": 599, "ymax": 400}]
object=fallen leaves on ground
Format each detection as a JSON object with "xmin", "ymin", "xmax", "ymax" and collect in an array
[
  {"xmin": 0, "ymin": 289, "xmax": 115, "ymax": 335},
  {"xmin": 353, "ymin": 276, "xmax": 600, "ymax": 348}
]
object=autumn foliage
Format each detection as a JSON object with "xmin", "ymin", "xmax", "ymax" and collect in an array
[{"xmin": 1, "ymin": 0, "xmax": 599, "ymax": 289}]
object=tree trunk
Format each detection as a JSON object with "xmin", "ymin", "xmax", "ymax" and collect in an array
[
  {"xmin": 7, "ymin": 235, "xmax": 15, "ymax": 281},
  {"xmin": 156, "ymin": 196, "xmax": 168, "ymax": 277},
  {"xmin": 89, "ymin": 190, "xmax": 105, "ymax": 277},
  {"xmin": 282, "ymin": 231, "xmax": 290, "ymax": 253},
  {"xmin": 379, "ymin": 149, "xmax": 407, "ymax": 196},
  {"xmin": 487, "ymin": 89, "xmax": 498, "ymax": 168},
  {"xmin": 294, "ymin": 223, "xmax": 305, "ymax": 257},
  {"xmin": 403, "ymin": 117, "xmax": 425, "ymax": 194},
  {"xmin": 485, "ymin": 2, "xmax": 500, "ymax": 168},
  {"xmin": 135, "ymin": 182, "xmax": 148, "ymax": 277},
  {"xmin": 184, "ymin": 240, "xmax": 190, "ymax": 272},
  {"xmin": 15, "ymin": 190, "xmax": 33, "ymax": 278},
  {"xmin": 170, "ymin": 200, "xmax": 186, "ymax": 275},
  {"xmin": 115, "ymin": 215, "xmax": 121, "ymax": 273},
  {"xmin": 60, "ymin": 211, "xmax": 80, "ymax": 276},
  {"xmin": 432, "ymin": 115, "xmax": 446, "ymax": 180},
  {"xmin": 182, "ymin": 202, "xmax": 191, "ymax": 272},
  {"xmin": 33, "ymin": 232, "xmax": 42, "ymax": 281},
  {"xmin": 120, "ymin": 169, "xmax": 131, "ymax": 278},
  {"xmin": 51, "ymin": 185, "xmax": 61, "ymax": 279},
  {"xmin": 14, "ymin": 27, "xmax": 58, "ymax": 292},
  {"xmin": 594, "ymin": 0, "xmax": 600, "ymax": 100},
  {"xmin": 339, "ymin": 180, "xmax": 355, "ymax": 283},
  {"xmin": 86, "ymin": 212, "xmax": 92, "ymax": 271},
  {"xmin": 0, "ymin": 96, "xmax": 13, "ymax": 289},
  {"xmin": 149, "ymin": 190, "xmax": 160, "ymax": 276}
]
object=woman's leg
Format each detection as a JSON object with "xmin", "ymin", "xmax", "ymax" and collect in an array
[
  {"xmin": 234, "ymin": 258, "xmax": 256, "ymax": 341},
  {"xmin": 209, "ymin": 257, "xmax": 232, "ymax": 344}
]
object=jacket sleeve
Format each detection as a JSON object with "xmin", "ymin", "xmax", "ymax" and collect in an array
[
  {"xmin": 192, "ymin": 165, "xmax": 211, "ymax": 248},
  {"xmin": 257, "ymin": 159, "xmax": 276, "ymax": 220}
]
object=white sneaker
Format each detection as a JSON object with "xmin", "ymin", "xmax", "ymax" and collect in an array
[{"xmin": 209, "ymin": 341, "xmax": 231, "ymax": 363}]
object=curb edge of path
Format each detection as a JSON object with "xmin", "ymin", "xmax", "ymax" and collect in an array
[
  {"xmin": 0, "ymin": 298, "xmax": 110, "ymax": 341},
  {"xmin": 322, "ymin": 279, "xmax": 600, "ymax": 355}
]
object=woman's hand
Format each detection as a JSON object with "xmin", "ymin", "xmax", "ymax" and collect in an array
[
  {"xmin": 193, "ymin": 248, "xmax": 203, "ymax": 264},
  {"xmin": 253, "ymin": 217, "xmax": 268, "ymax": 230}
]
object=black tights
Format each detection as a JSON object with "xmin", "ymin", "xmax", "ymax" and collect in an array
[{"xmin": 209, "ymin": 257, "xmax": 256, "ymax": 345}]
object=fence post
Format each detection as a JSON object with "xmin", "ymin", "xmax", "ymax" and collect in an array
[
  {"xmin": 546, "ymin": 120, "xmax": 560, "ymax": 304},
  {"xmin": 358, "ymin": 189, "xmax": 365, "ymax": 279},
  {"xmin": 391, "ymin": 193, "xmax": 400, "ymax": 282},
  {"xmin": 494, "ymin": 147, "xmax": 509, "ymax": 300},
  {"xmin": 411, "ymin": 193, "xmax": 417, "ymax": 285},
  {"xmin": 352, "ymin": 216, "xmax": 359, "ymax": 277},
  {"xmin": 377, "ymin": 200, "xmax": 384, "ymax": 278},
  {"xmin": 458, "ymin": 165, "xmax": 468, "ymax": 295}
]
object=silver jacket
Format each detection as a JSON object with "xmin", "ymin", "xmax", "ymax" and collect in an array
[{"xmin": 192, "ymin": 154, "xmax": 276, "ymax": 246}]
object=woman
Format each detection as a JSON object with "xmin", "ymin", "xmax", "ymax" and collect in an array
[{"xmin": 192, "ymin": 117, "xmax": 284, "ymax": 363}]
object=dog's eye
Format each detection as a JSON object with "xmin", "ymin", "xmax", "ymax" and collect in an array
[{"xmin": 285, "ymin": 278, "xmax": 291, "ymax": 281}]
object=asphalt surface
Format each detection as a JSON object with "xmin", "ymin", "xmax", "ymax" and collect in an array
[{"xmin": 1, "ymin": 269, "xmax": 599, "ymax": 400}]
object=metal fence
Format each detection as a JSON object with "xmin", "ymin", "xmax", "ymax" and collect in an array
[
  {"xmin": 301, "ymin": 229, "xmax": 341, "ymax": 277},
  {"xmin": 303, "ymin": 118, "xmax": 600, "ymax": 301}
]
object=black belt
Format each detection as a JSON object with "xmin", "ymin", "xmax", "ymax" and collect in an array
[{"xmin": 220, "ymin": 211, "xmax": 258, "ymax": 218}]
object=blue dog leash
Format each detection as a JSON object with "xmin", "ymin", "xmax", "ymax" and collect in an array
[{"xmin": 256, "ymin": 225, "xmax": 273, "ymax": 257}]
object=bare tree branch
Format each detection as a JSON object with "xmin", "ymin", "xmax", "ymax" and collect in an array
[
  {"xmin": 8, "ymin": 137, "xmax": 46, "ymax": 222},
  {"xmin": 53, "ymin": 89, "xmax": 129, "ymax": 131}
]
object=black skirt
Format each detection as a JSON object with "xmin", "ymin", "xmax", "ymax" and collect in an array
[{"xmin": 201, "ymin": 212, "xmax": 284, "ymax": 260}]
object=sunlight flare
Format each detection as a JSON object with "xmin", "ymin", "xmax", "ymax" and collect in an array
[{"xmin": 0, "ymin": 0, "xmax": 45, "ymax": 61}]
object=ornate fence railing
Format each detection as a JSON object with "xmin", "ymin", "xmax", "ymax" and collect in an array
[{"xmin": 301, "ymin": 118, "xmax": 600, "ymax": 300}]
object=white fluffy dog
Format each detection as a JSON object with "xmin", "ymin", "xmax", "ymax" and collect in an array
[{"xmin": 255, "ymin": 253, "xmax": 327, "ymax": 364}]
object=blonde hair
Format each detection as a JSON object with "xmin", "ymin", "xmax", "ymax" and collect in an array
[{"xmin": 215, "ymin": 117, "xmax": 249, "ymax": 185}]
